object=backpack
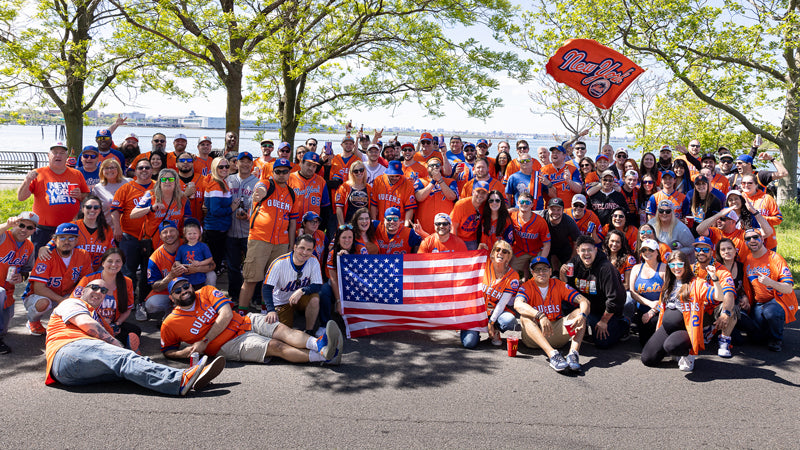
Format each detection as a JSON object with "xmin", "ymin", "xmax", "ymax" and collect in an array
[{"xmin": 250, "ymin": 178, "xmax": 296, "ymax": 229}]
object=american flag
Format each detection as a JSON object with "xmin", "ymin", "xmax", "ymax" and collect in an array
[{"xmin": 338, "ymin": 251, "xmax": 489, "ymax": 338}]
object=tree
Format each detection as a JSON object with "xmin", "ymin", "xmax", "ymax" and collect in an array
[
  {"xmin": 625, "ymin": 72, "xmax": 667, "ymax": 146},
  {"xmin": 245, "ymin": 0, "xmax": 524, "ymax": 146},
  {"xmin": 529, "ymin": 72, "xmax": 596, "ymax": 138},
  {"xmin": 0, "ymin": 0, "xmax": 149, "ymax": 152},
  {"xmin": 509, "ymin": 0, "xmax": 798, "ymax": 203}
]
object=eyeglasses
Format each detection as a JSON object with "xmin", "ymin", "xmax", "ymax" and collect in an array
[
  {"xmin": 153, "ymin": 139, "xmax": 166, "ymax": 143},
  {"xmin": 87, "ymin": 284, "xmax": 109, "ymax": 294},
  {"xmin": 385, "ymin": 217, "xmax": 400, "ymax": 222},
  {"xmin": 428, "ymin": 164, "xmax": 441, "ymax": 169},
  {"xmin": 574, "ymin": 147, "xmax": 586, "ymax": 150},
  {"xmin": 488, "ymin": 198, "xmax": 502, "ymax": 204},
  {"xmin": 572, "ymin": 203, "xmax": 585, "ymax": 208},
  {"xmin": 518, "ymin": 199, "xmax": 532, "ymax": 206},
  {"xmin": 658, "ymin": 209, "xmax": 672, "ymax": 214},
  {"xmin": 218, "ymin": 165, "xmax": 230, "ymax": 169},
  {"xmin": 84, "ymin": 204, "xmax": 101, "ymax": 210},
  {"xmin": 351, "ymin": 168, "xmax": 365, "ymax": 174},
  {"xmin": 643, "ymin": 180, "xmax": 654, "ymax": 185},
  {"xmin": 532, "ymin": 267, "xmax": 550, "ymax": 274},
  {"xmin": 434, "ymin": 222, "xmax": 450, "ymax": 227},
  {"xmin": 137, "ymin": 166, "xmax": 152, "ymax": 171},
  {"xmin": 580, "ymin": 163, "xmax": 592, "ymax": 168},
  {"xmin": 338, "ymin": 224, "xmax": 353, "ymax": 230},
  {"xmin": 171, "ymin": 283, "xmax": 191, "ymax": 293},
  {"xmin": 82, "ymin": 153, "xmax": 98, "ymax": 159},
  {"xmin": 17, "ymin": 223, "xmax": 35, "ymax": 231},
  {"xmin": 178, "ymin": 158, "xmax": 193, "ymax": 163},
  {"xmin": 160, "ymin": 177, "xmax": 175, "ymax": 182},
  {"xmin": 102, "ymin": 166, "xmax": 118, "ymax": 170},
  {"xmin": 517, "ymin": 146, "xmax": 529, "ymax": 150},
  {"xmin": 744, "ymin": 235, "xmax": 761, "ymax": 242},
  {"xmin": 694, "ymin": 247, "xmax": 711, "ymax": 253},
  {"xmin": 274, "ymin": 169, "xmax": 290, "ymax": 175},
  {"xmin": 493, "ymin": 248, "xmax": 512, "ymax": 255},
  {"xmin": 668, "ymin": 262, "xmax": 685, "ymax": 269}
]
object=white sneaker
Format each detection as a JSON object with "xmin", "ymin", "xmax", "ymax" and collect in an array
[
  {"xmin": 717, "ymin": 335, "xmax": 732, "ymax": 358},
  {"xmin": 315, "ymin": 327, "xmax": 325, "ymax": 338},
  {"xmin": 135, "ymin": 304, "xmax": 147, "ymax": 322},
  {"xmin": 678, "ymin": 355, "xmax": 696, "ymax": 372},
  {"xmin": 491, "ymin": 336, "xmax": 502, "ymax": 346}
]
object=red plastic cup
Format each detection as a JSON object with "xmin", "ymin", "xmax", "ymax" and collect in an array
[
  {"xmin": 565, "ymin": 263, "xmax": 574, "ymax": 277},
  {"xmin": 507, "ymin": 337, "xmax": 519, "ymax": 357},
  {"xmin": 564, "ymin": 319, "xmax": 576, "ymax": 337},
  {"xmin": 686, "ymin": 216, "xmax": 695, "ymax": 228}
]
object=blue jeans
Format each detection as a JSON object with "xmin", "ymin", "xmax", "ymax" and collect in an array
[
  {"xmin": 225, "ymin": 236, "xmax": 248, "ymax": 301},
  {"xmin": 0, "ymin": 288, "xmax": 12, "ymax": 337},
  {"xmin": 739, "ymin": 299, "xmax": 785, "ymax": 342},
  {"xmin": 51, "ymin": 339, "xmax": 183, "ymax": 395},
  {"xmin": 319, "ymin": 281, "xmax": 335, "ymax": 325},
  {"xmin": 586, "ymin": 313, "xmax": 629, "ymax": 349},
  {"xmin": 461, "ymin": 312, "xmax": 516, "ymax": 349}
]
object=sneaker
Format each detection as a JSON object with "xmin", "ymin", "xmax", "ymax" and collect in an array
[
  {"xmin": 324, "ymin": 347, "xmax": 342, "ymax": 365},
  {"xmin": 135, "ymin": 304, "xmax": 147, "ymax": 321},
  {"xmin": 315, "ymin": 327, "xmax": 325, "ymax": 338},
  {"xmin": 194, "ymin": 356, "xmax": 226, "ymax": 390},
  {"xmin": 565, "ymin": 351, "xmax": 581, "ymax": 371},
  {"xmin": 128, "ymin": 333, "xmax": 141, "ymax": 355},
  {"xmin": 767, "ymin": 339, "xmax": 783, "ymax": 352},
  {"xmin": 316, "ymin": 320, "xmax": 342, "ymax": 361},
  {"xmin": 491, "ymin": 336, "xmax": 502, "ymax": 346},
  {"xmin": 0, "ymin": 340, "xmax": 10, "ymax": 354},
  {"xmin": 179, "ymin": 355, "xmax": 208, "ymax": 396},
  {"xmin": 548, "ymin": 352, "xmax": 569, "ymax": 372},
  {"xmin": 27, "ymin": 320, "xmax": 46, "ymax": 336},
  {"xmin": 678, "ymin": 355, "xmax": 696, "ymax": 372},
  {"xmin": 620, "ymin": 320, "xmax": 631, "ymax": 341},
  {"xmin": 717, "ymin": 335, "xmax": 732, "ymax": 358}
]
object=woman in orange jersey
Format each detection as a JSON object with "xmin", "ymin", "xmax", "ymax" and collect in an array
[
  {"xmin": 336, "ymin": 160, "xmax": 371, "ymax": 226},
  {"xmin": 72, "ymin": 248, "xmax": 139, "ymax": 352},
  {"xmin": 599, "ymin": 207, "xmax": 638, "ymax": 250},
  {"xmin": 641, "ymin": 251, "xmax": 723, "ymax": 372},
  {"xmin": 130, "ymin": 168, "xmax": 190, "ymax": 249},
  {"xmin": 477, "ymin": 190, "xmax": 514, "ymax": 250},
  {"xmin": 350, "ymin": 207, "xmax": 379, "ymax": 254},
  {"xmin": 603, "ymin": 230, "xmax": 636, "ymax": 287},
  {"xmin": 462, "ymin": 240, "xmax": 520, "ymax": 349}
]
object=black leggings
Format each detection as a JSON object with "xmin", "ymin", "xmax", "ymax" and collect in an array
[
  {"xmin": 204, "ymin": 229, "xmax": 228, "ymax": 270},
  {"xmin": 641, "ymin": 308, "xmax": 692, "ymax": 366}
]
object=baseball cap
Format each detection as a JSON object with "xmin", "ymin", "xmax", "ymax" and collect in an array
[
  {"xmin": 96, "ymin": 129, "xmax": 112, "ymax": 138},
  {"xmin": 658, "ymin": 200, "xmax": 674, "ymax": 210},
  {"xmin": 273, "ymin": 158, "xmax": 291, "ymax": 169},
  {"xmin": 723, "ymin": 209, "xmax": 739, "ymax": 221},
  {"xmin": 302, "ymin": 211, "xmax": 320, "ymax": 222},
  {"xmin": 123, "ymin": 133, "xmax": 138, "ymax": 142},
  {"xmin": 476, "ymin": 139, "xmax": 489, "ymax": 147},
  {"xmin": 168, "ymin": 277, "xmax": 190, "ymax": 293},
  {"xmin": 367, "ymin": 143, "xmax": 380, "ymax": 151},
  {"xmin": 463, "ymin": 142, "xmax": 476, "ymax": 150},
  {"xmin": 341, "ymin": 135, "xmax": 355, "ymax": 143},
  {"xmin": 473, "ymin": 180, "xmax": 491, "ymax": 192},
  {"xmin": 726, "ymin": 189, "xmax": 742, "ymax": 200},
  {"xmin": 641, "ymin": 239, "xmax": 659, "ymax": 251},
  {"xmin": 420, "ymin": 132, "xmax": 434, "ymax": 141},
  {"xmin": 595, "ymin": 154, "xmax": 609, "ymax": 161},
  {"xmin": 600, "ymin": 170, "xmax": 616, "ymax": 179},
  {"xmin": 18, "ymin": 211, "xmax": 39, "ymax": 226},
  {"xmin": 385, "ymin": 160, "xmax": 403, "ymax": 176},
  {"xmin": 720, "ymin": 154, "xmax": 734, "ymax": 162},
  {"xmin": 551, "ymin": 145, "xmax": 567, "ymax": 154},
  {"xmin": 701, "ymin": 153, "xmax": 716, "ymax": 162},
  {"xmin": 661, "ymin": 170, "xmax": 676, "ymax": 178},
  {"xmin": 624, "ymin": 170, "xmax": 639, "ymax": 179},
  {"xmin": 529, "ymin": 256, "xmax": 551, "ymax": 269},
  {"xmin": 359, "ymin": 134, "xmax": 370, "ymax": 141},
  {"xmin": 694, "ymin": 174, "xmax": 709, "ymax": 184},
  {"xmin": 572, "ymin": 194, "xmax": 587, "ymax": 206},
  {"xmin": 198, "ymin": 136, "xmax": 212, "ymax": 144},
  {"xmin": 183, "ymin": 217, "xmax": 201, "ymax": 229},
  {"xmin": 615, "ymin": 147, "xmax": 628, "ymax": 156},
  {"xmin": 384, "ymin": 207, "xmax": 401, "ymax": 218},
  {"xmin": 693, "ymin": 236, "xmax": 714, "ymax": 248},
  {"xmin": 260, "ymin": 139, "xmax": 274, "ymax": 146},
  {"xmin": 400, "ymin": 142, "xmax": 415, "ymax": 150},
  {"xmin": 547, "ymin": 198, "xmax": 565, "ymax": 208},
  {"xmin": 159, "ymin": 220, "xmax": 178, "ymax": 232},
  {"xmin": 50, "ymin": 141, "xmax": 68, "ymax": 151},
  {"xmin": 81, "ymin": 145, "xmax": 99, "ymax": 155},
  {"xmin": 55, "ymin": 223, "xmax": 79, "ymax": 236},
  {"xmin": 173, "ymin": 133, "xmax": 188, "ymax": 141},
  {"xmin": 659, "ymin": 145, "xmax": 673, "ymax": 152},
  {"xmin": 237, "ymin": 151, "xmax": 253, "ymax": 161},
  {"xmin": 434, "ymin": 212, "xmax": 451, "ymax": 224},
  {"xmin": 303, "ymin": 152, "xmax": 321, "ymax": 165},
  {"xmin": 278, "ymin": 142, "xmax": 291, "ymax": 151},
  {"xmin": 736, "ymin": 154, "xmax": 754, "ymax": 164}
]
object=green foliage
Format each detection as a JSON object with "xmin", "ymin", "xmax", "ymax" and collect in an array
[
  {"xmin": 777, "ymin": 228, "xmax": 800, "ymax": 280},
  {"xmin": 0, "ymin": 188, "xmax": 32, "ymax": 220}
]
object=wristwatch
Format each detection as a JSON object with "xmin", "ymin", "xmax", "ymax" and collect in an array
[{"xmin": 722, "ymin": 309, "xmax": 731, "ymax": 317}]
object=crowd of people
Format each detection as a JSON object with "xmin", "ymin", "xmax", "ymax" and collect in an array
[{"xmin": 0, "ymin": 122, "xmax": 796, "ymax": 395}]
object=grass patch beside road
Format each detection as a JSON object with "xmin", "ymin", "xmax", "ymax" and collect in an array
[
  {"xmin": 0, "ymin": 188, "xmax": 32, "ymax": 220},
  {"xmin": 776, "ymin": 199, "xmax": 800, "ymax": 280}
]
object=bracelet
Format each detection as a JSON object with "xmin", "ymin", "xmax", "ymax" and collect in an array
[
  {"xmin": 710, "ymin": 277, "xmax": 719, "ymax": 282},
  {"xmin": 149, "ymin": 205, "xmax": 154, "ymax": 212},
  {"xmin": 535, "ymin": 312, "xmax": 544, "ymax": 320},
  {"xmin": 580, "ymin": 312, "xmax": 588, "ymax": 319}
]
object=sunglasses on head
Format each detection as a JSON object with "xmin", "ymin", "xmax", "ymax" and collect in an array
[
  {"xmin": 18, "ymin": 223, "xmax": 35, "ymax": 231},
  {"xmin": 87, "ymin": 284, "xmax": 109, "ymax": 294}
]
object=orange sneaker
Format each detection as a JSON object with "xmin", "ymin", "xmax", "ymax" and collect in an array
[
  {"xmin": 128, "ymin": 333, "xmax": 141, "ymax": 355},
  {"xmin": 27, "ymin": 320, "xmax": 46, "ymax": 336},
  {"xmin": 179, "ymin": 355, "xmax": 207, "ymax": 396}
]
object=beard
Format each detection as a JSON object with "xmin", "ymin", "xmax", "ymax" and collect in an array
[{"xmin": 174, "ymin": 291, "xmax": 196, "ymax": 307}]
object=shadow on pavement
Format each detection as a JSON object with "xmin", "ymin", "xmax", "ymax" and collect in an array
[{"xmin": 686, "ymin": 359, "xmax": 800, "ymax": 387}]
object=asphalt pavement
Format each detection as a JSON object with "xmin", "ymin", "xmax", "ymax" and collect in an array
[{"xmin": 1, "ymin": 299, "xmax": 798, "ymax": 449}]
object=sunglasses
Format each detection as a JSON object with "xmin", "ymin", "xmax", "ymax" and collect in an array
[
  {"xmin": 279, "ymin": 148, "xmax": 291, "ymax": 153},
  {"xmin": 434, "ymin": 222, "xmax": 450, "ymax": 227},
  {"xmin": 519, "ymin": 159, "xmax": 532, "ymax": 164},
  {"xmin": 82, "ymin": 153, "xmax": 98, "ymax": 159},
  {"xmin": 617, "ymin": 154, "xmax": 627, "ymax": 158},
  {"xmin": 658, "ymin": 209, "xmax": 672, "ymax": 214},
  {"xmin": 574, "ymin": 147, "xmax": 586, "ymax": 150},
  {"xmin": 580, "ymin": 163, "xmax": 592, "ymax": 168},
  {"xmin": 493, "ymin": 248, "xmax": 512, "ymax": 255},
  {"xmin": 744, "ymin": 235, "xmax": 761, "ymax": 242},
  {"xmin": 643, "ymin": 180, "xmax": 654, "ymax": 185},
  {"xmin": 218, "ymin": 164, "xmax": 230, "ymax": 169},
  {"xmin": 517, "ymin": 146, "xmax": 529, "ymax": 150},
  {"xmin": 612, "ymin": 214, "xmax": 625, "ymax": 219},
  {"xmin": 153, "ymin": 139, "xmax": 166, "ymax": 143},
  {"xmin": 603, "ymin": 178, "xmax": 615, "ymax": 182},
  {"xmin": 689, "ymin": 144, "xmax": 700, "ymax": 147},
  {"xmin": 572, "ymin": 203, "xmax": 585, "ymax": 208},
  {"xmin": 84, "ymin": 204, "xmax": 101, "ymax": 210},
  {"xmin": 171, "ymin": 283, "xmax": 191, "ymax": 293},
  {"xmin": 640, "ymin": 229, "xmax": 653, "ymax": 235},
  {"xmin": 428, "ymin": 164, "xmax": 441, "ymax": 169},
  {"xmin": 178, "ymin": 158, "xmax": 193, "ymax": 163},
  {"xmin": 263, "ymin": 144, "xmax": 275, "ymax": 148},
  {"xmin": 273, "ymin": 169, "xmax": 290, "ymax": 175},
  {"xmin": 18, "ymin": 223, "xmax": 36, "ymax": 231},
  {"xmin": 306, "ymin": 142, "xmax": 317, "ymax": 146},
  {"xmin": 160, "ymin": 177, "xmax": 176, "ymax": 182},
  {"xmin": 518, "ymin": 199, "xmax": 532, "ymax": 206},
  {"xmin": 668, "ymin": 262, "xmax": 685, "ymax": 269},
  {"xmin": 96, "ymin": 136, "xmax": 111, "ymax": 141},
  {"xmin": 420, "ymin": 140, "xmax": 432, "ymax": 144},
  {"xmin": 641, "ymin": 248, "xmax": 655, "ymax": 253},
  {"xmin": 338, "ymin": 224, "xmax": 354, "ymax": 230},
  {"xmin": 351, "ymin": 168, "xmax": 365, "ymax": 174},
  {"xmin": 694, "ymin": 247, "xmax": 711, "ymax": 253},
  {"xmin": 137, "ymin": 166, "xmax": 152, "ymax": 170},
  {"xmin": 87, "ymin": 284, "xmax": 109, "ymax": 294},
  {"xmin": 385, "ymin": 217, "xmax": 400, "ymax": 222},
  {"xmin": 488, "ymin": 198, "xmax": 502, "ymax": 204}
]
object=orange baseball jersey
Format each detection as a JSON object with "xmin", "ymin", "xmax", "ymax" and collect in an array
[
  {"xmin": 744, "ymin": 190, "xmax": 782, "ymax": 250},
  {"xmin": 517, "ymin": 277, "xmax": 580, "ymax": 321},
  {"xmin": 0, "ymin": 230, "xmax": 35, "ymax": 307},
  {"xmin": 73, "ymin": 220, "xmax": 115, "ymax": 270},
  {"xmin": 335, "ymin": 183, "xmax": 372, "ymax": 221},
  {"xmin": 567, "ymin": 208, "xmax": 601, "ymax": 237},
  {"xmin": 413, "ymin": 177, "xmax": 458, "ymax": 235},
  {"xmin": 706, "ymin": 227, "xmax": 748, "ymax": 260},
  {"xmin": 540, "ymin": 164, "xmax": 580, "ymax": 205},
  {"xmin": 691, "ymin": 260, "xmax": 735, "ymax": 311},
  {"xmin": 481, "ymin": 262, "xmax": 520, "ymax": 317},
  {"xmin": 743, "ymin": 250, "xmax": 793, "ymax": 303},
  {"xmin": 127, "ymin": 151, "xmax": 151, "ymax": 171},
  {"xmin": 460, "ymin": 177, "xmax": 507, "ymax": 200},
  {"xmin": 288, "ymin": 172, "xmax": 331, "ymax": 216},
  {"xmin": 402, "ymin": 161, "xmax": 429, "ymax": 181},
  {"xmin": 417, "ymin": 233, "xmax": 468, "ymax": 253},
  {"xmin": 308, "ymin": 228, "xmax": 326, "ymax": 266},
  {"xmin": 179, "ymin": 173, "xmax": 206, "ymax": 222},
  {"xmin": 599, "ymin": 224, "xmax": 639, "ymax": 251},
  {"xmin": 375, "ymin": 222, "xmax": 422, "ymax": 254},
  {"xmin": 584, "ymin": 171, "xmax": 600, "ymax": 185},
  {"xmin": 248, "ymin": 181, "xmax": 302, "ymax": 245},
  {"xmin": 479, "ymin": 217, "xmax": 514, "ymax": 250},
  {"xmin": 160, "ymin": 286, "xmax": 252, "ymax": 356},
  {"xmin": 27, "ymin": 248, "xmax": 93, "ymax": 299},
  {"xmin": 27, "ymin": 167, "xmax": 90, "ymax": 227},
  {"xmin": 72, "ymin": 271, "xmax": 134, "ymax": 324},
  {"xmin": 111, "ymin": 180, "xmax": 154, "ymax": 238},
  {"xmin": 510, "ymin": 210, "xmax": 550, "ymax": 257},
  {"xmin": 138, "ymin": 193, "xmax": 190, "ymax": 248},
  {"xmin": 194, "ymin": 156, "xmax": 214, "ymax": 177},
  {"xmin": 413, "ymin": 149, "xmax": 445, "ymax": 165},
  {"xmin": 450, "ymin": 197, "xmax": 482, "ymax": 243},
  {"xmin": 330, "ymin": 153, "xmax": 361, "ymax": 181},
  {"xmin": 370, "ymin": 175, "xmax": 418, "ymax": 219},
  {"xmin": 254, "ymin": 156, "xmax": 275, "ymax": 179},
  {"xmin": 146, "ymin": 245, "xmax": 177, "ymax": 299},
  {"xmin": 656, "ymin": 278, "xmax": 712, "ymax": 355}
]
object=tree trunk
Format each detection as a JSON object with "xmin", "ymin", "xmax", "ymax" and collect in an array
[
  {"xmin": 777, "ymin": 83, "xmax": 800, "ymax": 203},
  {"xmin": 278, "ymin": 62, "xmax": 299, "ymax": 156},
  {"xmin": 63, "ymin": 77, "xmax": 84, "ymax": 156},
  {"xmin": 225, "ymin": 67, "xmax": 243, "ymax": 143}
]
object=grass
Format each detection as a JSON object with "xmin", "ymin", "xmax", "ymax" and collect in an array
[{"xmin": 0, "ymin": 188, "xmax": 33, "ymax": 220}]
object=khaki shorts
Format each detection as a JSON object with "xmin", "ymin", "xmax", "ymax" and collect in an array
[
  {"xmin": 521, "ymin": 317, "xmax": 571, "ymax": 349},
  {"xmin": 510, "ymin": 254, "xmax": 533, "ymax": 280},
  {"xmin": 242, "ymin": 240, "xmax": 289, "ymax": 283},
  {"xmin": 217, "ymin": 313, "xmax": 280, "ymax": 363},
  {"xmin": 275, "ymin": 294, "xmax": 318, "ymax": 327}
]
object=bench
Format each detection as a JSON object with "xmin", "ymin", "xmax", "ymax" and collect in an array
[{"xmin": 0, "ymin": 151, "xmax": 50, "ymax": 175}]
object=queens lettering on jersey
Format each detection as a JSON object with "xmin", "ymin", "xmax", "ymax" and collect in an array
[
  {"xmin": 744, "ymin": 250, "xmax": 793, "ymax": 303},
  {"xmin": 517, "ymin": 278, "xmax": 579, "ymax": 321},
  {"xmin": 249, "ymin": 181, "xmax": 302, "ymax": 245},
  {"xmin": 0, "ymin": 230, "xmax": 35, "ymax": 305},
  {"xmin": 371, "ymin": 175, "xmax": 418, "ymax": 219},
  {"xmin": 481, "ymin": 263, "xmax": 520, "ymax": 316},
  {"xmin": 27, "ymin": 248, "xmax": 93, "ymax": 298}
]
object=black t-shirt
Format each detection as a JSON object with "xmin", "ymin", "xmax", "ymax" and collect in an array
[
  {"xmin": 588, "ymin": 190, "xmax": 628, "ymax": 226},
  {"xmin": 541, "ymin": 211, "xmax": 581, "ymax": 262}
]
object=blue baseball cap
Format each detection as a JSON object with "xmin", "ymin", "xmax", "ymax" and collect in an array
[
  {"xmin": 96, "ymin": 129, "xmax": 111, "ymax": 138},
  {"xmin": 661, "ymin": 170, "xmax": 676, "ymax": 178},
  {"xmin": 302, "ymin": 211, "xmax": 320, "ymax": 222},
  {"xmin": 551, "ymin": 145, "xmax": 567, "ymax": 154},
  {"xmin": 595, "ymin": 154, "xmax": 609, "ymax": 161},
  {"xmin": 693, "ymin": 236, "xmax": 714, "ymax": 248},
  {"xmin": 473, "ymin": 180, "xmax": 491, "ymax": 192},
  {"xmin": 341, "ymin": 135, "xmax": 355, "ymax": 143},
  {"xmin": 273, "ymin": 158, "xmax": 291, "ymax": 169},
  {"xmin": 159, "ymin": 220, "xmax": 178, "ymax": 232},
  {"xmin": 463, "ymin": 142, "xmax": 476, "ymax": 150},
  {"xmin": 303, "ymin": 152, "xmax": 321, "ymax": 165},
  {"xmin": 183, "ymin": 217, "xmax": 201, "ymax": 228},
  {"xmin": 237, "ymin": 151, "xmax": 253, "ymax": 161},
  {"xmin": 55, "ymin": 223, "xmax": 79, "ymax": 236},
  {"xmin": 529, "ymin": 256, "xmax": 551, "ymax": 268},
  {"xmin": 168, "ymin": 277, "xmax": 190, "ymax": 293},
  {"xmin": 278, "ymin": 141, "xmax": 291, "ymax": 151},
  {"xmin": 384, "ymin": 207, "xmax": 401, "ymax": 218},
  {"xmin": 476, "ymin": 139, "xmax": 489, "ymax": 147},
  {"xmin": 81, "ymin": 145, "xmax": 99, "ymax": 154},
  {"xmin": 386, "ymin": 160, "xmax": 404, "ymax": 176},
  {"xmin": 736, "ymin": 154, "xmax": 754, "ymax": 164}
]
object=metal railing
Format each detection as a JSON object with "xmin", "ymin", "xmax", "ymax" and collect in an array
[{"xmin": 0, "ymin": 152, "xmax": 50, "ymax": 175}]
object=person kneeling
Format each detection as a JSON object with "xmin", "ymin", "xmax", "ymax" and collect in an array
[
  {"xmin": 161, "ymin": 278, "xmax": 343, "ymax": 365},
  {"xmin": 515, "ymin": 257, "xmax": 590, "ymax": 373}
]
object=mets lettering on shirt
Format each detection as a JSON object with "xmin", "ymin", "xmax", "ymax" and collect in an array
[
  {"xmin": 462, "ymin": 214, "xmax": 481, "ymax": 233},
  {"xmin": 266, "ymin": 198, "xmax": 291, "ymax": 211},
  {"xmin": 190, "ymin": 306, "xmax": 218, "ymax": 335},
  {"xmin": 45, "ymin": 181, "xmax": 77, "ymax": 205},
  {"xmin": 517, "ymin": 230, "xmax": 540, "ymax": 240},
  {"xmin": 280, "ymin": 276, "xmax": 310, "ymax": 293},
  {"xmin": 0, "ymin": 251, "xmax": 30, "ymax": 266}
]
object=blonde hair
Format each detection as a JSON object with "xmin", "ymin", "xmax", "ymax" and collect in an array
[
  {"xmin": 99, "ymin": 158, "xmax": 125, "ymax": 185},
  {"xmin": 653, "ymin": 209, "xmax": 676, "ymax": 241},
  {"xmin": 210, "ymin": 157, "xmax": 229, "ymax": 193},
  {"xmin": 347, "ymin": 160, "xmax": 366, "ymax": 187},
  {"xmin": 154, "ymin": 168, "xmax": 182, "ymax": 206}
]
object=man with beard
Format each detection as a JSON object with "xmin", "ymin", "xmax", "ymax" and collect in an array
[
  {"xmin": 175, "ymin": 153, "xmax": 205, "ymax": 222},
  {"xmin": 288, "ymin": 152, "xmax": 331, "ymax": 220},
  {"xmin": 417, "ymin": 212, "xmax": 467, "ymax": 253},
  {"xmin": 690, "ymin": 237, "xmax": 737, "ymax": 358},
  {"xmin": 454, "ymin": 142, "xmax": 478, "ymax": 192},
  {"xmin": 224, "ymin": 131, "xmax": 238, "ymax": 155},
  {"xmin": 446, "ymin": 135, "xmax": 465, "ymax": 164},
  {"xmin": 161, "ymin": 275, "xmax": 343, "ymax": 365},
  {"xmin": 165, "ymin": 133, "xmax": 189, "ymax": 169},
  {"xmin": 88, "ymin": 129, "xmax": 125, "ymax": 169},
  {"xmin": 127, "ymin": 133, "xmax": 169, "ymax": 175},
  {"xmin": 657, "ymin": 145, "xmax": 674, "ymax": 173},
  {"xmin": 540, "ymin": 198, "xmax": 581, "ymax": 271},
  {"xmin": 118, "ymin": 133, "xmax": 140, "ymax": 171},
  {"xmin": 45, "ymin": 278, "xmax": 225, "ymax": 395}
]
